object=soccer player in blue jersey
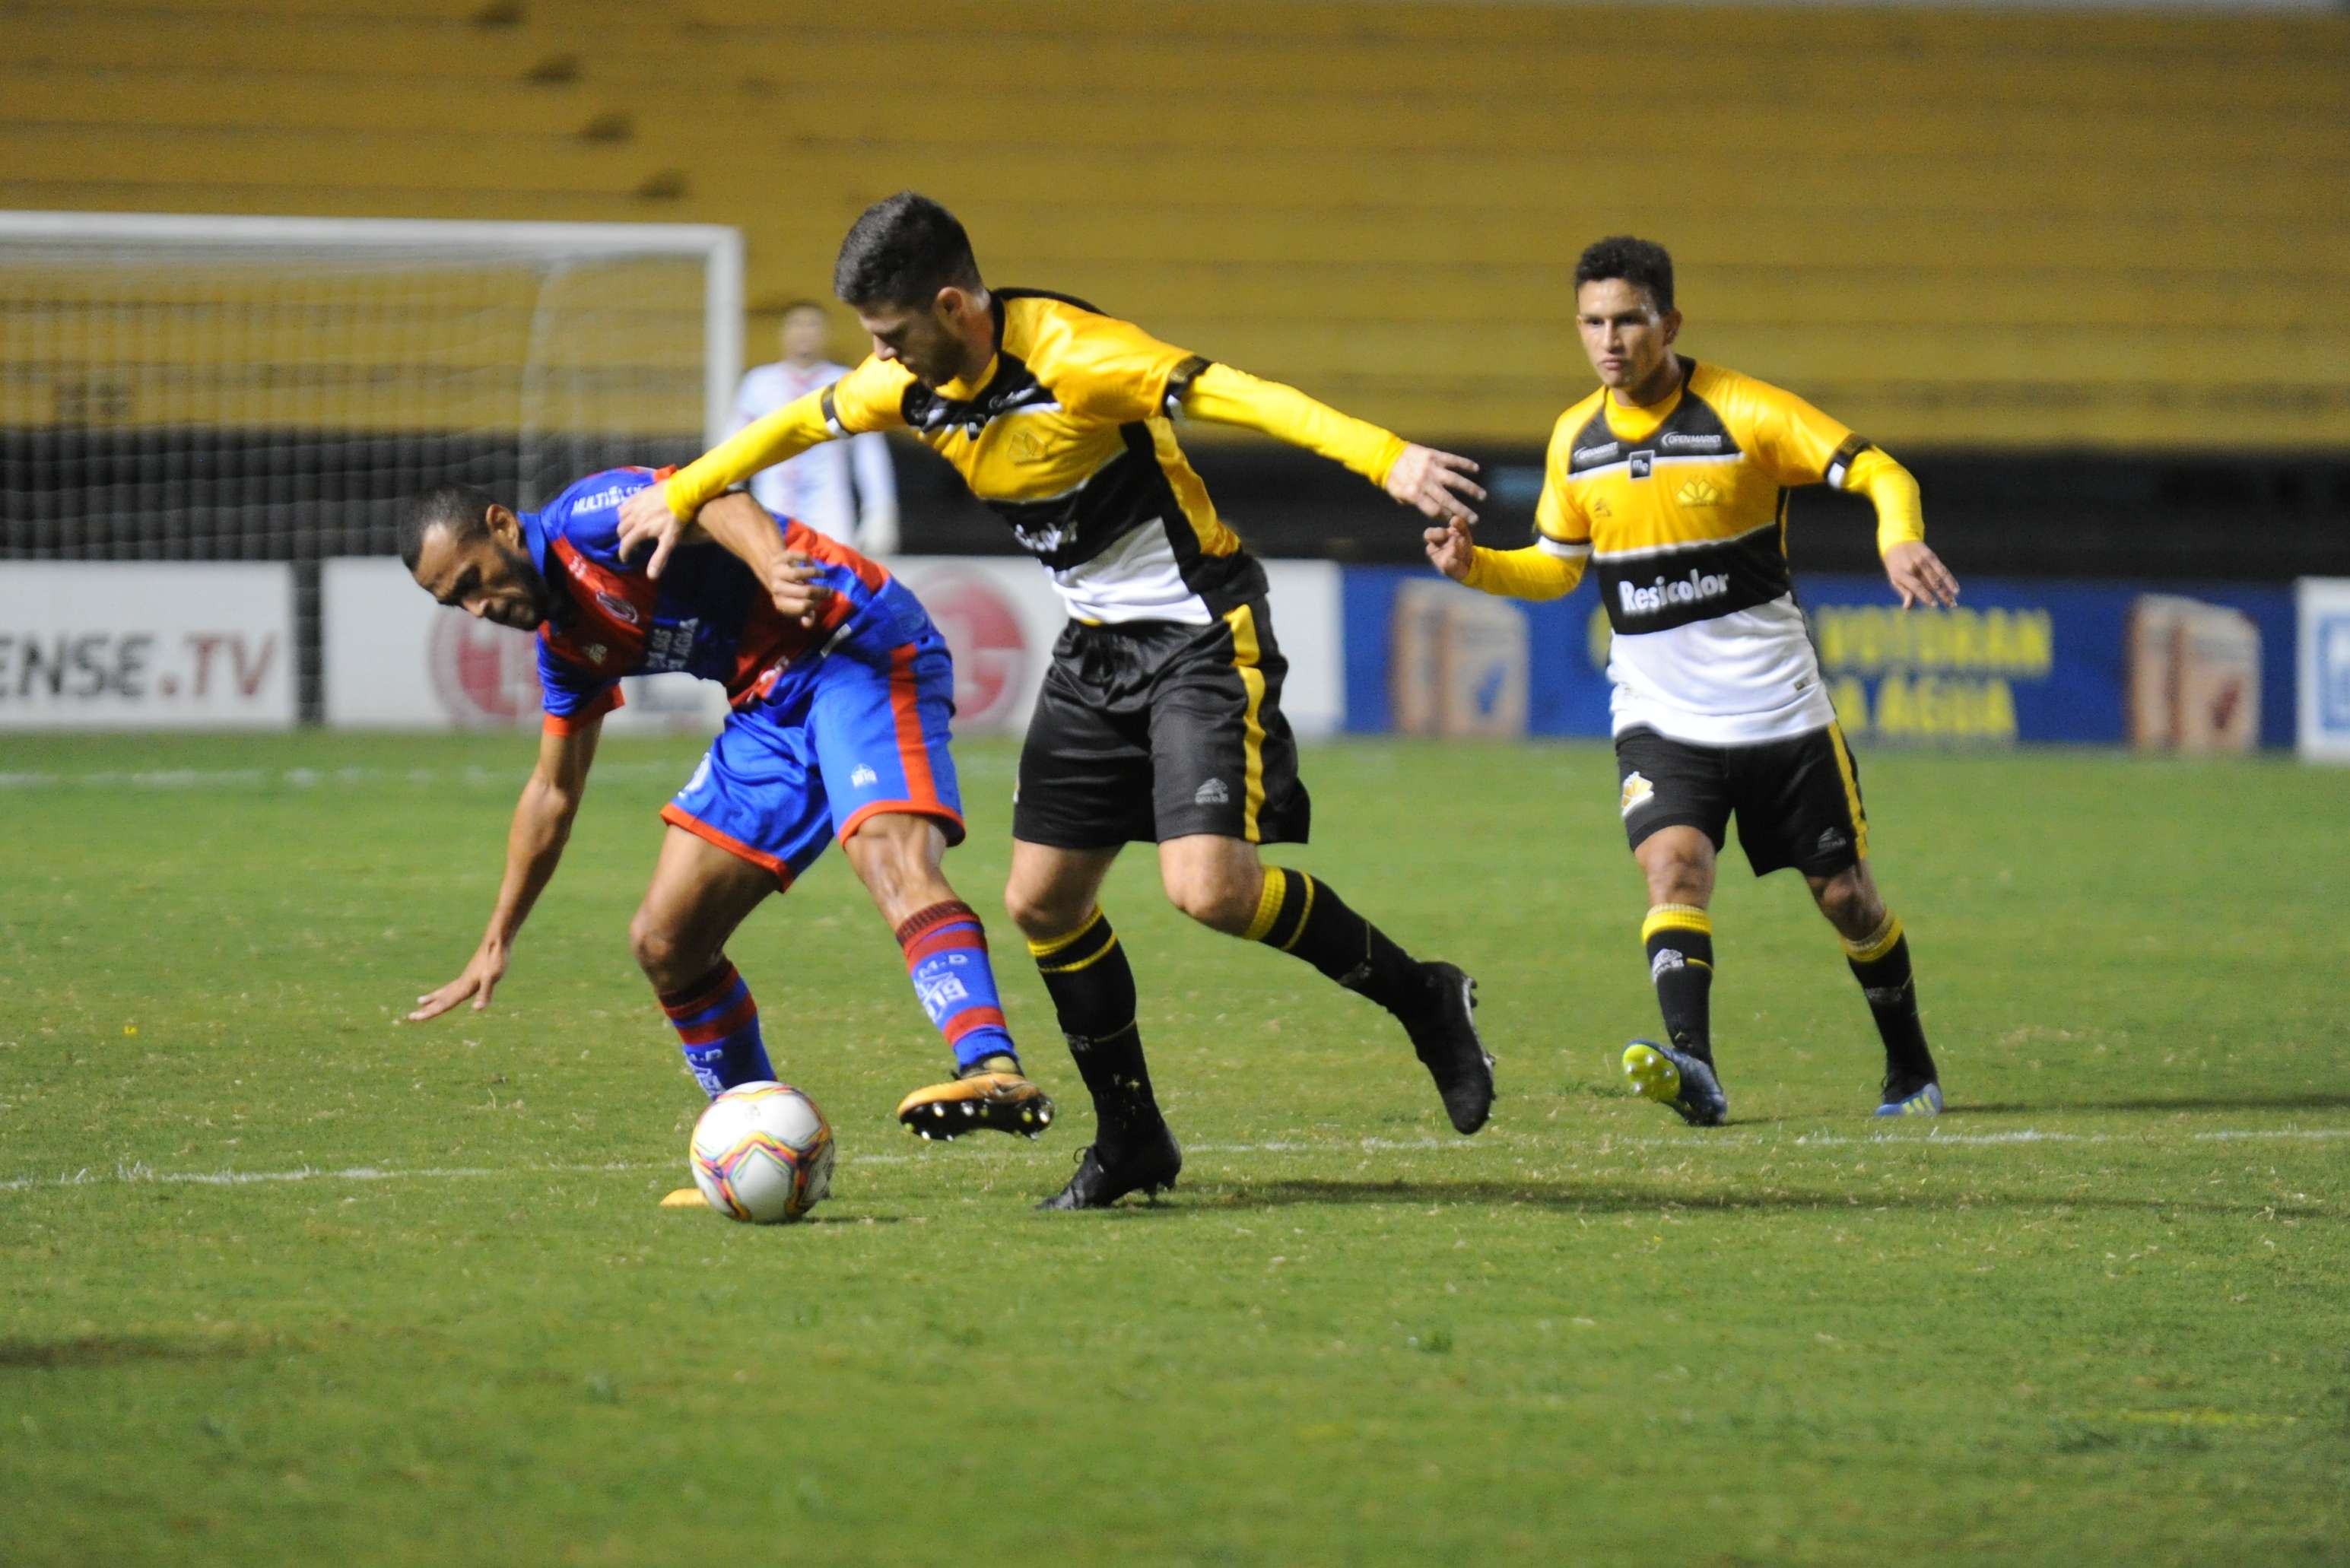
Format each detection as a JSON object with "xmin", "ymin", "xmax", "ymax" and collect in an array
[{"xmin": 398, "ymin": 465, "xmax": 1051, "ymax": 1186}]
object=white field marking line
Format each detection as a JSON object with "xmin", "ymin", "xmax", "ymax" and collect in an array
[
  {"xmin": 0, "ymin": 761, "xmax": 690, "ymax": 792},
  {"xmin": 0, "ymin": 1137, "xmax": 1466, "ymax": 1195},
  {"xmin": 5, "ymin": 1128, "xmax": 2345, "ymax": 1196}
]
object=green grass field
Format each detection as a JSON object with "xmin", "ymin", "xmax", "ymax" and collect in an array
[{"xmin": 4, "ymin": 731, "xmax": 2345, "ymax": 1567}]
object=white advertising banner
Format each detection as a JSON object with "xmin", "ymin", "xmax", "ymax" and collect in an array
[
  {"xmin": 2295, "ymin": 577, "xmax": 2350, "ymax": 763},
  {"xmin": 888, "ymin": 556, "xmax": 1343, "ymax": 738},
  {"xmin": 0, "ymin": 562, "xmax": 294, "ymax": 729},
  {"xmin": 326, "ymin": 555, "xmax": 1344, "ymax": 739}
]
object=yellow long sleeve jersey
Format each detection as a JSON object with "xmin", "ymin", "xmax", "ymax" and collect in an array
[
  {"xmin": 663, "ymin": 289, "xmax": 1408, "ymax": 626},
  {"xmin": 1462, "ymin": 358, "xmax": 1926, "ymax": 746}
]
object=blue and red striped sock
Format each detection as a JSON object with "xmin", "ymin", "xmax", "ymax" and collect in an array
[
  {"xmin": 896, "ymin": 900, "xmax": 1018, "ymax": 1073},
  {"xmin": 657, "ymin": 959, "xmax": 774, "ymax": 1097}
]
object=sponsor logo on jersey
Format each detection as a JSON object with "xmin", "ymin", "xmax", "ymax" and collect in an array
[
  {"xmin": 1659, "ymin": 432, "xmax": 1723, "ymax": 452},
  {"xmin": 571, "ymin": 482, "xmax": 637, "ymax": 515},
  {"xmin": 1816, "ymin": 827, "xmax": 1851, "ymax": 856},
  {"xmin": 1650, "ymin": 946, "xmax": 1685, "ymax": 979},
  {"xmin": 643, "ymin": 618, "xmax": 697, "ymax": 671},
  {"xmin": 850, "ymin": 764, "xmax": 878, "ymax": 788},
  {"xmin": 1574, "ymin": 441, "xmax": 1621, "ymax": 465},
  {"xmin": 1675, "ymin": 478, "xmax": 1724, "ymax": 508},
  {"xmin": 1618, "ymin": 570, "xmax": 1732, "ymax": 618},
  {"xmin": 1620, "ymin": 770, "xmax": 1655, "ymax": 816},
  {"xmin": 594, "ymin": 591, "xmax": 641, "ymax": 626},
  {"xmin": 1194, "ymin": 778, "xmax": 1231, "ymax": 806},
  {"xmin": 1628, "ymin": 451, "xmax": 1655, "ymax": 479}
]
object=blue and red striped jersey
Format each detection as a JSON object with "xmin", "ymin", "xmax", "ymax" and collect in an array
[{"xmin": 521, "ymin": 466, "xmax": 893, "ymax": 729}]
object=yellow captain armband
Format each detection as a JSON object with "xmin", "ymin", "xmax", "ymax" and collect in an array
[{"xmin": 1460, "ymin": 541, "xmax": 1586, "ymax": 601}]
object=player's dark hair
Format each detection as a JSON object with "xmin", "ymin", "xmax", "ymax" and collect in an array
[
  {"xmin": 833, "ymin": 192, "xmax": 983, "ymax": 309},
  {"xmin": 1575, "ymin": 236, "xmax": 1676, "ymax": 314},
  {"xmin": 395, "ymin": 483, "xmax": 496, "ymax": 571}
]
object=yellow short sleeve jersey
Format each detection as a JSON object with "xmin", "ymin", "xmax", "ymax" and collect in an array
[
  {"xmin": 1535, "ymin": 358, "xmax": 1883, "ymax": 745},
  {"xmin": 816, "ymin": 290, "xmax": 1253, "ymax": 625}
]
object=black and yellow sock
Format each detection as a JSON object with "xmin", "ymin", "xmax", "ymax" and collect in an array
[
  {"xmin": 1843, "ymin": 910, "xmax": 1937, "ymax": 1091},
  {"xmin": 1643, "ymin": 903, "xmax": 1716, "ymax": 1065},
  {"xmin": 1244, "ymin": 867, "xmax": 1426, "ymax": 1015},
  {"xmin": 1028, "ymin": 906, "xmax": 1161, "ymax": 1143}
]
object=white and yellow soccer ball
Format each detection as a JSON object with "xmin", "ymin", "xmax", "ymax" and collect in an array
[{"xmin": 688, "ymin": 1082, "xmax": 836, "ymax": 1224}]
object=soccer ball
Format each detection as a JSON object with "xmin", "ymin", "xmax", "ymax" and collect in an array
[{"xmin": 688, "ymin": 1082, "xmax": 836, "ymax": 1224}]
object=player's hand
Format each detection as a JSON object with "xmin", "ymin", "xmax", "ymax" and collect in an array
[
  {"xmin": 1883, "ymin": 541, "xmax": 1960, "ymax": 610},
  {"xmin": 618, "ymin": 486, "xmax": 691, "ymax": 579},
  {"xmin": 1386, "ymin": 445, "xmax": 1485, "ymax": 526},
  {"xmin": 765, "ymin": 551, "xmax": 832, "ymax": 629},
  {"xmin": 408, "ymin": 941, "xmax": 508, "ymax": 1022},
  {"xmin": 1423, "ymin": 519, "xmax": 1478, "ymax": 582}
]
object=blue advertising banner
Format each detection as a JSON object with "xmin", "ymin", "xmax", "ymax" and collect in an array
[{"xmin": 1345, "ymin": 567, "xmax": 2296, "ymax": 749}]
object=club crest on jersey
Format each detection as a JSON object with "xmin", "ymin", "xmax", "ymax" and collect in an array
[
  {"xmin": 1620, "ymin": 771, "xmax": 1656, "ymax": 816},
  {"xmin": 594, "ymin": 591, "xmax": 642, "ymax": 626},
  {"xmin": 1628, "ymin": 451, "xmax": 1655, "ymax": 479},
  {"xmin": 1675, "ymin": 479, "xmax": 1723, "ymax": 508}
]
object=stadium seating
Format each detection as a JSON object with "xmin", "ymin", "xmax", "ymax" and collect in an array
[{"xmin": 4, "ymin": 0, "xmax": 2342, "ymax": 448}]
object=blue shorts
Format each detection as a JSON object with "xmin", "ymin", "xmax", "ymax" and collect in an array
[{"xmin": 660, "ymin": 617, "xmax": 963, "ymax": 887}]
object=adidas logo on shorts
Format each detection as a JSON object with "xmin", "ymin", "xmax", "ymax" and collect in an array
[{"xmin": 1194, "ymin": 778, "xmax": 1231, "ymax": 806}]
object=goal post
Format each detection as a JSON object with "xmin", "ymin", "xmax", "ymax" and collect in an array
[{"xmin": 0, "ymin": 211, "xmax": 744, "ymax": 719}]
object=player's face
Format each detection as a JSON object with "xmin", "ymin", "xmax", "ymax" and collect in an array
[
  {"xmin": 1577, "ymin": 278, "xmax": 1682, "ymax": 397},
  {"xmin": 780, "ymin": 306, "xmax": 827, "ymax": 364},
  {"xmin": 411, "ymin": 509, "xmax": 552, "ymax": 631},
  {"xmin": 856, "ymin": 288, "xmax": 986, "ymax": 388}
]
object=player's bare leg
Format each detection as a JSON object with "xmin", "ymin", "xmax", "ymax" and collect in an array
[
  {"xmin": 1623, "ymin": 826, "xmax": 1729, "ymax": 1125},
  {"xmin": 632, "ymin": 826, "xmax": 784, "ymax": 1207},
  {"xmin": 1005, "ymin": 840, "xmax": 1181, "ymax": 1208},
  {"xmin": 843, "ymin": 811, "xmax": 1052, "ymax": 1141},
  {"xmin": 1158, "ymin": 833, "xmax": 1492, "ymax": 1135},
  {"xmin": 1805, "ymin": 860, "xmax": 1941, "ymax": 1116}
]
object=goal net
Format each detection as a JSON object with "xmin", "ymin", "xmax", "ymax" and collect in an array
[{"xmin": 0, "ymin": 212, "xmax": 742, "ymax": 716}]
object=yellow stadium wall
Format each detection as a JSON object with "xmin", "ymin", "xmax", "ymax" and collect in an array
[{"xmin": 3, "ymin": 0, "xmax": 2345, "ymax": 451}]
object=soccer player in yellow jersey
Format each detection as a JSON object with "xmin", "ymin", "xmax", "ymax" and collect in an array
[
  {"xmin": 1427, "ymin": 236, "xmax": 1961, "ymax": 1124},
  {"xmin": 620, "ymin": 193, "xmax": 1496, "ymax": 1206}
]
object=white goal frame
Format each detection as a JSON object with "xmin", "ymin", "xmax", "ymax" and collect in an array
[{"xmin": 0, "ymin": 209, "xmax": 745, "ymax": 448}]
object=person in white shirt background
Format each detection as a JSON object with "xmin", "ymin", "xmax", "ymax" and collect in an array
[{"xmin": 728, "ymin": 300, "xmax": 900, "ymax": 555}]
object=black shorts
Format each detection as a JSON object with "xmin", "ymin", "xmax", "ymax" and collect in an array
[
  {"xmin": 1613, "ymin": 723, "xmax": 1869, "ymax": 878},
  {"xmin": 1013, "ymin": 599, "xmax": 1310, "ymax": 849}
]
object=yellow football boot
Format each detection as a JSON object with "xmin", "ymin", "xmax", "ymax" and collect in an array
[{"xmin": 895, "ymin": 1056, "xmax": 1056, "ymax": 1141}]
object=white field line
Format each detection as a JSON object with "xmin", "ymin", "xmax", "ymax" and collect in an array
[
  {"xmin": 3, "ymin": 1127, "xmax": 2344, "ymax": 1195},
  {"xmin": 0, "ymin": 762, "xmax": 688, "ymax": 792}
]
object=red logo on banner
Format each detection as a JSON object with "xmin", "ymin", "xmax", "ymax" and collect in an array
[
  {"xmin": 428, "ymin": 614, "xmax": 542, "ymax": 725},
  {"xmin": 916, "ymin": 569, "xmax": 1028, "ymax": 730}
]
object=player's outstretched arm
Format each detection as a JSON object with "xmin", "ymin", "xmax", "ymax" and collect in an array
[
  {"xmin": 1179, "ymin": 363, "xmax": 1485, "ymax": 524},
  {"xmin": 408, "ymin": 716, "xmax": 603, "ymax": 1022},
  {"xmin": 1423, "ymin": 520, "xmax": 1584, "ymax": 601},
  {"xmin": 618, "ymin": 386, "xmax": 840, "ymax": 576},
  {"xmin": 1843, "ymin": 448, "xmax": 1960, "ymax": 609}
]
